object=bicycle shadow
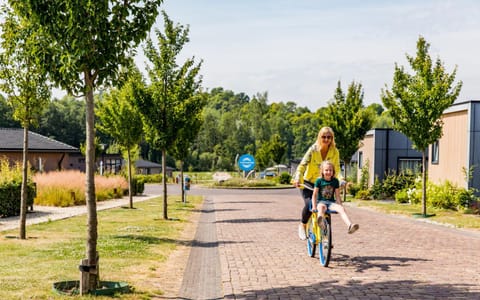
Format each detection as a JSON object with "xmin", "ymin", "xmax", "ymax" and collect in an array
[{"xmin": 331, "ymin": 253, "xmax": 430, "ymax": 272}]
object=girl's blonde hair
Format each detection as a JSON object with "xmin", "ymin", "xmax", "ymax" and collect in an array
[
  {"xmin": 320, "ymin": 160, "xmax": 336, "ymax": 178},
  {"xmin": 315, "ymin": 126, "xmax": 336, "ymax": 149}
]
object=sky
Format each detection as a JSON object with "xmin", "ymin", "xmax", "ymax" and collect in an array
[{"xmin": 134, "ymin": 0, "xmax": 480, "ymax": 111}]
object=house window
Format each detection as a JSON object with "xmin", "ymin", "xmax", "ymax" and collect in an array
[
  {"xmin": 398, "ymin": 158, "xmax": 422, "ymax": 174},
  {"xmin": 431, "ymin": 141, "xmax": 439, "ymax": 165},
  {"xmin": 358, "ymin": 151, "xmax": 363, "ymax": 169}
]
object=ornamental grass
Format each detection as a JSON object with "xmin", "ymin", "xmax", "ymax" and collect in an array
[{"xmin": 33, "ymin": 170, "xmax": 128, "ymax": 207}]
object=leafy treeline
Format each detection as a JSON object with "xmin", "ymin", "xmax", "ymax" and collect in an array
[{"xmin": 1, "ymin": 87, "xmax": 385, "ymax": 172}]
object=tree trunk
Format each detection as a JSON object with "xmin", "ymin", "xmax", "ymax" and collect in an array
[
  {"xmin": 342, "ymin": 159, "xmax": 349, "ymax": 202},
  {"xmin": 422, "ymin": 150, "xmax": 427, "ymax": 217},
  {"xmin": 19, "ymin": 126, "xmax": 29, "ymax": 239},
  {"xmin": 81, "ymin": 77, "xmax": 99, "ymax": 294},
  {"xmin": 127, "ymin": 148, "xmax": 133, "ymax": 209},
  {"xmin": 180, "ymin": 161, "xmax": 185, "ymax": 203},
  {"xmin": 162, "ymin": 149, "xmax": 168, "ymax": 220}
]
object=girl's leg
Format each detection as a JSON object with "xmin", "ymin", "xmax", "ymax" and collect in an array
[
  {"xmin": 330, "ymin": 203, "xmax": 359, "ymax": 233},
  {"xmin": 329, "ymin": 203, "xmax": 352, "ymax": 226}
]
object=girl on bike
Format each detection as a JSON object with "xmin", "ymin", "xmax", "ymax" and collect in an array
[
  {"xmin": 312, "ymin": 160, "xmax": 359, "ymax": 234},
  {"xmin": 292, "ymin": 126, "xmax": 343, "ymax": 240}
]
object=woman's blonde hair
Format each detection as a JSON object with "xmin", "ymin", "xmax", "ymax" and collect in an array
[
  {"xmin": 315, "ymin": 126, "xmax": 336, "ymax": 148},
  {"xmin": 320, "ymin": 160, "xmax": 336, "ymax": 178}
]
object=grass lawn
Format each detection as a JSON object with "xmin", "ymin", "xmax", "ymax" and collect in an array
[
  {"xmin": 352, "ymin": 198, "xmax": 480, "ymax": 231},
  {"xmin": 0, "ymin": 194, "xmax": 203, "ymax": 300}
]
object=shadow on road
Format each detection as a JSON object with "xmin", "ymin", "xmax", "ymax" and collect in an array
[
  {"xmin": 224, "ymin": 280, "xmax": 478, "ymax": 299},
  {"xmin": 332, "ymin": 253, "xmax": 430, "ymax": 272},
  {"xmin": 215, "ymin": 217, "xmax": 298, "ymax": 224}
]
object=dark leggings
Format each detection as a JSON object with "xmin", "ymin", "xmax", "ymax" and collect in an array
[{"xmin": 300, "ymin": 182, "xmax": 314, "ymax": 224}]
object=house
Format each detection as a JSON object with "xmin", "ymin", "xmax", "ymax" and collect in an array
[
  {"xmin": 135, "ymin": 158, "xmax": 174, "ymax": 177},
  {"xmin": 357, "ymin": 100, "xmax": 480, "ymax": 195},
  {"xmin": 357, "ymin": 128, "xmax": 423, "ymax": 187},
  {"xmin": 0, "ymin": 128, "xmax": 79, "ymax": 172},
  {"xmin": 428, "ymin": 100, "xmax": 480, "ymax": 193}
]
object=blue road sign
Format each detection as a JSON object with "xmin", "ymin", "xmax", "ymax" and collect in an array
[{"xmin": 238, "ymin": 154, "xmax": 255, "ymax": 171}]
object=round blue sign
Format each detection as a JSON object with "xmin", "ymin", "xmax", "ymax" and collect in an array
[{"xmin": 238, "ymin": 154, "xmax": 255, "ymax": 171}]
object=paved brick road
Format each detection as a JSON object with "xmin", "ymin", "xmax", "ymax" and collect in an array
[{"xmin": 177, "ymin": 187, "xmax": 480, "ymax": 299}]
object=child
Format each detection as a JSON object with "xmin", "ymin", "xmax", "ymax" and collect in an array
[{"xmin": 312, "ymin": 161, "xmax": 359, "ymax": 234}]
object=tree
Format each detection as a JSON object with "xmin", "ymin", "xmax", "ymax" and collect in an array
[
  {"xmin": 38, "ymin": 96, "xmax": 86, "ymax": 147},
  {"xmin": 10, "ymin": 0, "xmax": 163, "ymax": 293},
  {"xmin": 0, "ymin": 94, "xmax": 20, "ymax": 127},
  {"xmin": 325, "ymin": 81, "xmax": 374, "ymax": 199},
  {"xmin": 171, "ymin": 93, "xmax": 206, "ymax": 202},
  {"xmin": 381, "ymin": 36, "xmax": 462, "ymax": 217},
  {"xmin": 96, "ymin": 68, "xmax": 145, "ymax": 209},
  {"xmin": 137, "ymin": 11, "xmax": 202, "ymax": 219},
  {"xmin": 0, "ymin": 7, "xmax": 50, "ymax": 239}
]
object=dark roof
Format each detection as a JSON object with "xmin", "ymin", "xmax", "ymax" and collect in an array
[
  {"xmin": 135, "ymin": 159, "xmax": 174, "ymax": 170},
  {"xmin": 0, "ymin": 128, "xmax": 78, "ymax": 152},
  {"xmin": 135, "ymin": 159, "xmax": 162, "ymax": 168}
]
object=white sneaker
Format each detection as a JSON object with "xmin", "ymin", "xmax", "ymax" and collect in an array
[{"xmin": 298, "ymin": 224, "xmax": 306, "ymax": 240}]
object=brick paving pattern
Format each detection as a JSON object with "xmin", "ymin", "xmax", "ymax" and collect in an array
[{"xmin": 180, "ymin": 188, "xmax": 480, "ymax": 299}]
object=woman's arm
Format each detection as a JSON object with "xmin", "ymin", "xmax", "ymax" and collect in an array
[{"xmin": 293, "ymin": 145, "xmax": 313, "ymax": 186}]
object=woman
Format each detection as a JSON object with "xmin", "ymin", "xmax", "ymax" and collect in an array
[{"xmin": 292, "ymin": 126, "xmax": 343, "ymax": 240}]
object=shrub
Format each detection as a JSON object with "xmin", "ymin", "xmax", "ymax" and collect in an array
[
  {"xmin": 0, "ymin": 182, "xmax": 36, "ymax": 217},
  {"xmin": 278, "ymin": 172, "xmax": 292, "ymax": 184},
  {"xmin": 0, "ymin": 159, "xmax": 36, "ymax": 217},
  {"xmin": 370, "ymin": 176, "xmax": 384, "ymax": 199},
  {"xmin": 457, "ymin": 188, "xmax": 476, "ymax": 209},
  {"xmin": 346, "ymin": 182, "xmax": 360, "ymax": 197},
  {"xmin": 359, "ymin": 160, "xmax": 369, "ymax": 190},
  {"xmin": 136, "ymin": 174, "xmax": 162, "ymax": 183},
  {"xmin": 381, "ymin": 169, "xmax": 416, "ymax": 198},
  {"xmin": 427, "ymin": 180, "xmax": 458, "ymax": 210},
  {"xmin": 131, "ymin": 176, "xmax": 145, "ymax": 195},
  {"xmin": 395, "ymin": 189, "xmax": 409, "ymax": 203},
  {"xmin": 212, "ymin": 178, "xmax": 276, "ymax": 188},
  {"xmin": 356, "ymin": 189, "xmax": 371, "ymax": 200}
]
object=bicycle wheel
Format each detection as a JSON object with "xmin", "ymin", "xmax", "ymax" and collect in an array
[
  {"xmin": 306, "ymin": 216, "xmax": 317, "ymax": 257},
  {"xmin": 318, "ymin": 214, "xmax": 332, "ymax": 267}
]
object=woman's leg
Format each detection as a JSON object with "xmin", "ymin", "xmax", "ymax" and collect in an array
[{"xmin": 300, "ymin": 188, "xmax": 313, "ymax": 224}]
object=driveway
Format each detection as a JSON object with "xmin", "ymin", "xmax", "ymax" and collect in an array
[{"xmin": 168, "ymin": 185, "xmax": 480, "ymax": 299}]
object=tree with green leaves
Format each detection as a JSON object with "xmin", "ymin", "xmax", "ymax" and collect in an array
[
  {"xmin": 9, "ymin": 0, "xmax": 163, "ymax": 293},
  {"xmin": 0, "ymin": 7, "xmax": 51, "ymax": 240},
  {"xmin": 325, "ymin": 81, "xmax": 374, "ymax": 196},
  {"xmin": 0, "ymin": 94, "xmax": 20, "ymax": 127},
  {"xmin": 137, "ymin": 11, "xmax": 202, "ymax": 219},
  {"xmin": 171, "ymin": 93, "xmax": 206, "ymax": 202},
  {"xmin": 381, "ymin": 36, "xmax": 462, "ymax": 217},
  {"xmin": 37, "ymin": 96, "xmax": 86, "ymax": 147},
  {"xmin": 96, "ymin": 68, "xmax": 145, "ymax": 209}
]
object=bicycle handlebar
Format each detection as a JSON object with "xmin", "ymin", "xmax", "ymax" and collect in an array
[{"xmin": 298, "ymin": 183, "xmax": 314, "ymax": 190}]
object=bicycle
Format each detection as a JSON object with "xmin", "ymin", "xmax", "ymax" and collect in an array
[{"xmin": 300, "ymin": 184, "xmax": 336, "ymax": 267}]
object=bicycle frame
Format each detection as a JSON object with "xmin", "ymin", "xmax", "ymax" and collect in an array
[
  {"xmin": 306, "ymin": 210, "xmax": 333, "ymax": 267},
  {"xmin": 299, "ymin": 183, "xmax": 334, "ymax": 267}
]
